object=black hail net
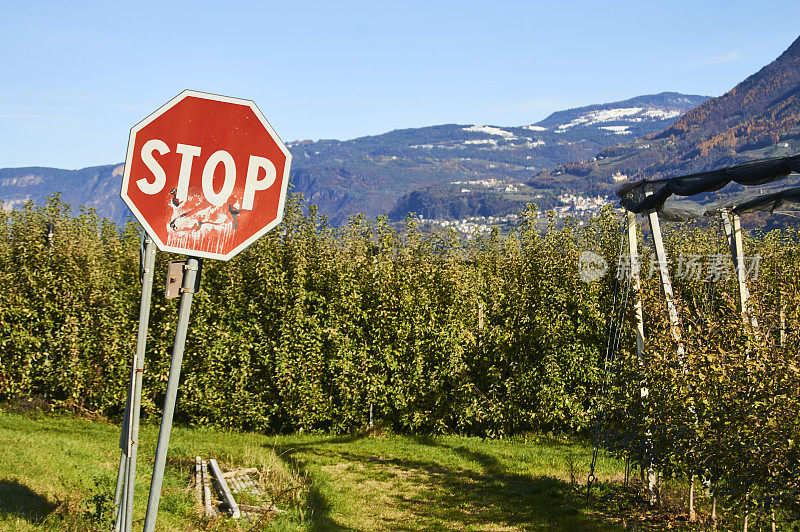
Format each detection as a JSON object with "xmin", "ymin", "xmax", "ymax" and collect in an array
[{"xmin": 616, "ymin": 154, "xmax": 800, "ymax": 221}]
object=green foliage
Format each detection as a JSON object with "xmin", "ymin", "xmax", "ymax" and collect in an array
[
  {"xmin": 0, "ymin": 195, "xmax": 140, "ymax": 414},
  {"xmin": 0, "ymin": 195, "xmax": 619, "ymax": 437},
  {"xmin": 601, "ymin": 220, "xmax": 800, "ymax": 525}
]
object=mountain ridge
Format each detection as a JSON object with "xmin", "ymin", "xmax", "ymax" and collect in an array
[
  {"xmin": 540, "ymin": 35, "xmax": 800, "ymax": 187},
  {"xmin": 0, "ymin": 92, "xmax": 706, "ymax": 226}
]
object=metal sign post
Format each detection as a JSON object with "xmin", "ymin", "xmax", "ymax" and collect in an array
[
  {"xmin": 143, "ymin": 258, "xmax": 202, "ymax": 532},
  {"xmin": 113, "ymin": 233, "xmax": 157, "ymax": 531},
  {"xmin": 113, "ymin": 375, "xmax": 133, "ymax": 531}
]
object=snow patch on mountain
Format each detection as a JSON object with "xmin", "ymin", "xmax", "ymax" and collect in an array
[
  {"xmin": 1, "ymin": 197, "xmax": 31, "ymax": 211},
  {"xmin": 1, "ymin": 175, "xmax": 43, "ymax": 187},
  {"xmin": 463, "ymin": 125, "xmax": 516, "ymax": 138},
  {"xmin": 642, "ymin": 108, "xmax": 681, "ymax": 119},
  {"xmin": 600, "ymin": 125, "xmax": 632, "ymax": 134},
  {"xmin": 465, "ymin": 138, "xmax": 498, "ymax": 145},
  {"xmin": 556, "ymin": 106, "xmax": 687, "ymax": 130}
]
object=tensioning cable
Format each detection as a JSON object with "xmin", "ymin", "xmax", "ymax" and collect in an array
[{"xmin": 587, "ymin": 217, "xmax": 633, "ymax": 501}]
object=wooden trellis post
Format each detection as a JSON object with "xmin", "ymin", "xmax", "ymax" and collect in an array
[
  {"xmin": 645, "ymin": 206, "xmax": 689, "ymax": 508},
  {"xmin": 721, "ymin": 210, "xmax": 759, "ymax": 329},
  {"xmin": 627, "ymin": 211, "xmax": 645, "ymax": 357},
  {"xmin": 780, "ymin": 301, "xmax": 786, "ymax": 347},
  {"xmin": 647, "ymin": 208, "xmax": 684, "ymax": 354},
  {"xmin": 627, "ymin": 212, "xmax": 659, "ymax": 505}
]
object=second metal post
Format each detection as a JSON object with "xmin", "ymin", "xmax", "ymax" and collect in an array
[{"xmin": 143, "ymin": 257, "xmax": 201, "ymax": 532}]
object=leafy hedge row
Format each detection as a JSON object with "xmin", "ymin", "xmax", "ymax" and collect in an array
[{"xmin": 0, "ymin": 195, "xmax": 617, "ymax": 436}]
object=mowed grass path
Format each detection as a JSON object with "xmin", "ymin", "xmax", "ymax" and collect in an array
[{"xmin": 0, "ymin": 410, "xmax": 626, "ymax": 531}]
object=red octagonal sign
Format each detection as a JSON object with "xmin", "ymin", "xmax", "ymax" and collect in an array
[{"xmin": 121, "ymin": 90, "xmax": 292, "ymax": 260}]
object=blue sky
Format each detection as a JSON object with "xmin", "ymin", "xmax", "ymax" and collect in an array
[{"xmin": 2, "ymin": 1, "xmax": 800, "ymax": 169}]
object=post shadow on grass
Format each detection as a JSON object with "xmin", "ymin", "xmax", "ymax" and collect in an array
[
  {"xmin": 262, "ymin": 432, "xmax": 373, "ymax": 530},
  {"xmin": 304, "ymin": 481, "xmax": 343, "ymax": 532},
  {"xmin": 266, "ymin": 445, "xmax": 343, "ymax": 532},
  {"xmin": 270, "ymin": 432, "xmax": 622, "ymax": 531},
  {"xmin": 0, "ymin": 479, "xmax": 57, "ymax": 523},
  {"xmin": 367, "ymin": 436, "xmax": 597, "ymax": 531},
  {"xmin": 267, "ymin": 430, "xmax": 371, "ymax": 456}
]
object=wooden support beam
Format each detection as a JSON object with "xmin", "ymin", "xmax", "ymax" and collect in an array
[
  {"xmin": 647, "ymin": 209, "xmax": 684, "ymax": 356},
  {"xmin": 208, "ymin": 459, "xmax": 240, "ymax": 519},
  {"xmin": 194, "ymin": 457, "xmax": 203, "ymax": 515},
  {"xmin": 721, "ymin": 210, "xmax": 758, "ymax": 328},
  {"xmin": 627, "ymin": 211, "xmax": 645, "ymax": 359},
  {"xmin": 780, "ymin": 302, "xmax": 786, "ymax": 347},
  {"xmin": 201, "ymin": 459, "xmax": 214, "ymax": 518},
  {"xmin": 644, "ymin": 207, "xmax": 688, "ymax": 508},
  {"xmin": 733, "ymin": 213, "xmax": 759, "ymax": 329}
]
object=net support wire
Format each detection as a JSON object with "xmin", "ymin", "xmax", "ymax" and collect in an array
[{"xmin": 587, "ymin": 215, "xmax": 634, "ymax": 500}]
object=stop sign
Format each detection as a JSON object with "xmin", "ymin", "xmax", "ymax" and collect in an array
[{"xmin": 121, "ymin": 90, "xmax": 292, "ymax": 260}]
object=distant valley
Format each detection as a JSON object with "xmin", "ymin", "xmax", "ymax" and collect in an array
[{"xmin": 287, "ymin": 92, "xmax": 707, "ymax": 226}]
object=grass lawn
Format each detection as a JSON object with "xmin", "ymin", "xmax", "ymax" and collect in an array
[{"xmin": 0, "ymin": 409, "xmax": 639, "ymax": 531}]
